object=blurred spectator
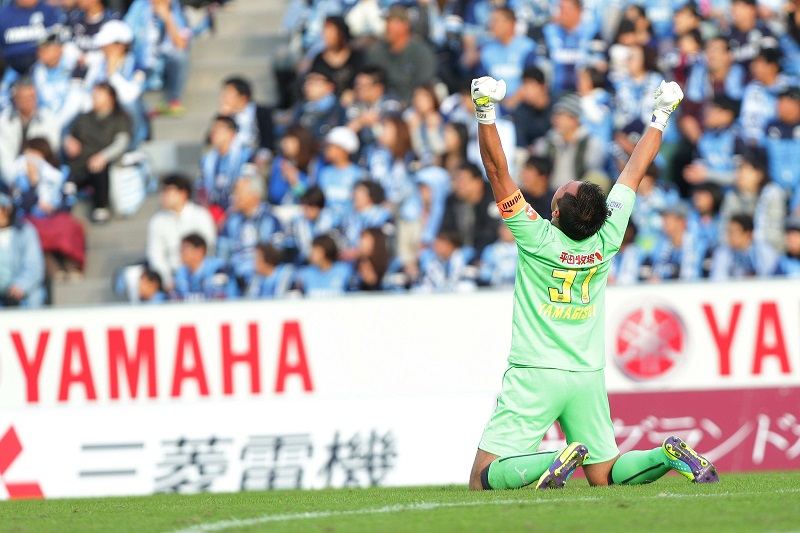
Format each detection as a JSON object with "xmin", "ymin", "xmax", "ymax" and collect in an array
[
  {"xmin": 124, "ymin": 0, "xmax": 191, "ymax": 115},
  {"xmin": 682, "ymin": 95, "xmax": 742, "ymax": 188},
  {"xmin": 351, "ymin": 227, "xmax": 389, "ymax": 291},
  {"xmin": 317, "ymin": 125, "xmax": 363, "ymax": 225},
  {"xmin": 138, "ymin": 268, "xmax": 166, "ymax": 303},
  {"xmin": 64, "ymin": 82, "xmax": 131, "ymax": 223},
  {"xmin": 441, "ymin": 162, "xmax": 499, "ymax": 256},
  {"xmin": 291, "ymin": 68, "xmax": 344, "ymax": 141},
  {"xmin": 405, "ymin": 84, "xmax": 445, "ymax": 166},
  {"xmin": 84, "ymin": 19, "xmax": 147, "ymax": 147},
  {"xmin": 245, "ymin": 242, "xmax": 295, "ymax": 298},
  {"xmin": 198, "ymin": 114, "xmax": 251, "ymax": 215},
  {"xmin": 739, "ymin": 47, "xmax": 796, "ymax": 145},
  {"xmin": 688, "ymin": 182, "xmax": 723, "ymax": 253},
  {"xmin": 612, "ymin": 45, "xmax": 662, "ymax": 133},
  {"xmin": 542, "ymin": 0, "xmax": 601, "ymax": 95},
  {"xmin": 0, "ymin": 0, "xmax": 65, "ymax": 75},
  {"xmin": 14, "ymin": 138, "xmax": 86, "ymax": 280},
  {"xmin": 783, "ymin": 0, "xmax": 800, "ymax": 77},
  {"xmin": 478, "ymin": 7, "xmax": 536, "ymax": 108},
  {"xmin": 341, "ymin": 180, "xmax": 392, "ymax": 255},
  {"xmin": 268, "ymin": 124, "xmax": 314, "ymax": 205},
  {"xmin": 287, "ymin": 185, "xmax": 335, "ymax": 264},
  {"xmin": 295, "ymin": 234, "xmax": 352, "ymax": 297},
  {"xmin": 533, "ymin": 93, "xmax": 604, "ymax": 188},
  {"xmin": 724, "ymin": 0, "xmax": 778, "ymax": 71},
  {"xmin": 478, "ymin": 224, "xmax": 517, "ymax": 288},
  {"xmin": 309, "ymin": 16, "xmax": 363, "ymax": 98},
  {"xmin": 345, "ymin": 0, "xmax": 384, "ymax": 41},
  {"xmin": 367, "ymin": 115, "xmax": 414, "ymax": 207},
  {"xmin": 764, "ymin": 86, "xmax": 800, "ymax": 191},
  {"xmin": 219, "ymin": 76, "xmax": 259, "ymax": 152},
  {"xmin": 68, "ymin": 0, "xmax": 120, "ymax": 54},
  {"xmin": 0, "ymin": 77, "xmax": 62, "ymax": 185},
  {"xmin": 608, "ymin": 221, "xmax": 643, "ymax": 285},
  {"xmin": 719, "ymin": 150, "xmax": 787, "ymax": 253},
  {"xmin": 217, "ymin": 174, "xmax": 284, "ymax": 291},
  {"xmin": 146, "ymin": 174, "xmax": 216, "ymax": 291},
  {"xmin": 396, "ymin": 165, "xmax": 448, "ymax": 272},
  {"xmin": 665, "ymin": 5, "xmax": 702, "ymax": 84},
  {"xmin": 365, "ymin": 4, "xmax": 435, "ymax": 104},
  {"xmin": 632, "ymin": 166, "xmax": 680, "ymax": 253},
  {"xmin": 345, "ymin": 66, "xmax": 400, "ymax": 151},
  {"xmin": 173, "ymin": 233, "xmax": 230, "ymax": 301},
  {"xmin": 441, "ymin": 121, "xmax": 468, "ymax": 176},
  {"xmin": 0, "ymin": 192, "xmax": 45, "ymax": 308},
  {"xmin": 710, "ymin": 213, "xmax": 779, "ymax": 279},
  {"xmin": 512, "ymin": 66, "xmax": 552, "ymax": 148},
  {"xmin": 777, "ymin": 216, "xmax": 800, "ymax": 276},
  {"xmin": 416, "ymin": 230, "xmax": 476, "ymax": 292},
  {"xmin": 519, "ymin": 155, "xmax": 555, "ymax": 221},
  {"xmin": 577, "ymin": 66, "xmax": 613, "ymax": 149},
  {"xmin": 643, "ymin": 202, "xmax": 706, "ymax": 281}
]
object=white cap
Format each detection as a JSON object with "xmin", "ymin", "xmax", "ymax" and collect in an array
[
  {"xmin": 325, "ymin": 126, "xmax": 360, "ymax": 155},
  {"xmin": 94, "ymin": 20, "xmax": 133, "ymax": 48}
]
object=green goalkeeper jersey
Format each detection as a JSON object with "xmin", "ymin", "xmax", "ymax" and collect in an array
[{"xmin": 501, "ymin": 183, "xmax": 636, "ymax": 371}]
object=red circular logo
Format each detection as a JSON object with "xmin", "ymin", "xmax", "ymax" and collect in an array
[{"xmin": 614, "ymin": 305, "xmax": 686, "ymax": 380}]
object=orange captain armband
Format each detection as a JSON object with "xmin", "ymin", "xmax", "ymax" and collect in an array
[{"xmin": 496, "ymin": 190, "xmax": 527, "ymax": 219}]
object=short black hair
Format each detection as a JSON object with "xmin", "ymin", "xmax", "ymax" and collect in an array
[
  {"xmin": 582, "ymin": 66, "xmax": 606, "ymax": 90},
  {"xmin": 525, "ymin": 155, "xmax": 552, "ymax": 177},
  {"xmin": 711, "ymin": 94, "xmax": 740, "ymax": 118},
  {"xmin": 731, "ymin": 213, "xmax": 754, "ymax": 233},
  {"xmin": 213, "ymin": 114, "xmax": 239, "ymax": 131},
  {"xmin": 494, "ymin": 6, "xmax": 516, "ymax": 21},
  {"xmin": 256, "ymin": 243, "xmax": 283, "ymax": 266},
  {"xmin": 706, "ymin": 35, "xmax": 730, "ymax": 51},
  {"xmin": 312, "ymin": 234, "xmax": 339, "ymax": 263},
  {"xmin": 162, "ymin": 174, "xmax": 193, "ymax": 196},
  {"xmin": 223, "ymin": 76, "xmax": 252, "ymax": 100},
  {"xmin": 141, "ymin": 269, "xmax": 163, "ymax": 291},
  {"xmin": 459, "ymin": 162, "xmax": 483, "ymax": 180},
  {"xmin": 522, "ymin": 66, "xmax": 545, "ymax": 85},
  {"xmin": 357, "ymin": 66, "xmax": 385, "ymax": 86},
  {"xmin": 355, "ymin": 180, "xmax": 386, "ymax": 205},
  {"xmin": 679, "ymin": 29, "xmax": 703, "ymax": 48},
  {"xmin": 556, "ymin": 182, "xmax": 608, "ymax": 241},
  {"xmin": 300, "ymin": 186, "xmax": 326, "ymax": 209},
  {"xmin": 436, "ymin": 230, "xmax": 464, "ymax": 248},
  {"xmin": 181, "ymin": 233, "xmax": 207, "ymax": 251}
]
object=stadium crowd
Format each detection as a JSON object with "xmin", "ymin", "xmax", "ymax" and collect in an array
[{"xmin": 2, "ymin": 0, "xmax": 800, "ymax": 307}]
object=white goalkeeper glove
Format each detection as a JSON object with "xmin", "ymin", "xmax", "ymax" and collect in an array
[
  {"xmin": 471, "ymin": 76, "xmax": 507, "ymax": 125},
  {"xmin": 650, "ymin": 80, "xmax": 684, "ymax": 132}
]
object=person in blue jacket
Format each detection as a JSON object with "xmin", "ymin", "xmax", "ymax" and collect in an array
[
  {"xmin": 0, "ymin": 0, "xmax": 64, "ymax": 75},
  {"xmin": 173, "ymin": 233, "xmax": 232, "ymax": 301}
]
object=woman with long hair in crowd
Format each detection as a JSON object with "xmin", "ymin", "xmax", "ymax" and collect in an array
[
  {"xmin": 268, "ymin": 124, "xmax": 316, "ymax": 205},
  {"xmin": 404, "ymin": 84, "xmax": 446, "ymax": 166},
  {"xmin": 366, "ymin": 114, "xmax": 415, "ymax": 209},
  {"xmin": 309, "ymin": 16, "xmax": 364, "ymax": 103},
  {"xmin": 351, "ymin": 227, "xmax": 391, "ymax": 291}
]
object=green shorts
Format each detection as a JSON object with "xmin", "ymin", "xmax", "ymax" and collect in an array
[{"xmin": 479, "ymin": 366, "xmax": 619, "ymax": 465}]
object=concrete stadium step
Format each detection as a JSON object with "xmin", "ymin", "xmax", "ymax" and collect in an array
[
  {"xmin": 182, "ymin": 58, "xmax": 274, "ymax": 92},
  {"xmin": 192, "ymin": 34, "xmax": 284, "ymax": 60},
  {"xmin": 214, "ymin": 2, "xmax": 287, "ymax": 35},
  {"xmin": 51, "ymin": 277, "xmax": 117, "ymax": 306},
  {"xmin": 151, "ymin": 115, "xmax": 209, "ymax": 144}
]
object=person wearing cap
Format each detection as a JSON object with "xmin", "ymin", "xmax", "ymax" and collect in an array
[
  {"xmin": 739, "ymin": 47, "xmax": 798, "ymax": 145},
  {"xmin": 643, "ymin": 201, "xmax": 707, "ymax": 281},
  {"xmin": 478, "ymin": 7, "xmax": 536, "ymax": 109},
  {"xmin": 0, "ymin": 77, "xmax": 61, "ymax": 185},
  {"xmin": 364, "ymin": 4, "xmax": 435, "ymax": 104},
  {"xmin": 777, "ymin": 216, "xmax": 800, "ymax": 276},
  {"xmin": 197, "ymin": 114, "xmax": 252, "ymax": 217},
  {"xmin": 724, "ymin": 0, "xmax": 779, "ymax": 71},
  {"xmin": 682, "ymin": 95, "xmax": 743, "ymax": 189},
  {"xmin": 124, "ymin": 0, "xmax": 191, "ymax": 116},
  {"xmin": 763, "ymin": 87, "xmax": 800, "ymax": 191},
  {"xmin": 0, "ymin": 0, "xmax": 65, "ymax": 75},
  {"xmin": 719, "ymin": 149, "xmax": 788, "ymax": 253},
  {"xmin": 532, "ymin": 93, "xmax": 604, "ymax": 188},
  {"xmin": 710, "ymin": 213, "xmax": 779, "ymax": 280},
  {"xmin": 317, "ymin": 125, "xmax": 364, "ymax": 226},
  {"xmin": 289, "ymin": 68, "xmax": 345, "ymax": 142},
  {"xmin": 84, "ymin": 18, "xmax": 148, "ymax": 147},
  {"xmin": 0, "ymin": 192, "xmax": 46, "ymax": 308}
]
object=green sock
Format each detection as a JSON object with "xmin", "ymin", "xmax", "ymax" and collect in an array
[
  {"xmin": 611, "ymin": 447, "xmax": 671, "ymax": 485},
  {"xmin": 485, "ymin": 450, "xmax": 560, "ymax": 489}
]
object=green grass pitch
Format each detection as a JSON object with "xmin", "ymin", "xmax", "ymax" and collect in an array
[{"xmin": 2, "ymin": 472, "xmax": 800, "ymax": 533}]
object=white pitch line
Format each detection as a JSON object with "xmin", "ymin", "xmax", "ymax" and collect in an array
[{"xmin": 169, "ymin": 488, "xmax": 800, "ymax": 533}]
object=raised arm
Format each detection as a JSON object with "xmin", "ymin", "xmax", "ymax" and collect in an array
[
  {"xmin": 617, "ymin": 81, "xmax": 684, "ymax": 193},
  {"xmin": 472, "ymin": 77, "xmax": 519, "ymax": 202}
]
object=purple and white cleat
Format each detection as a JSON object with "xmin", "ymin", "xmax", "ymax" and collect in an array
[
  {"xmin": 662, "ymin": 436, "xmax": 719, "ymax": 483},
  {"xmin": 535, "ymin": 442, "xmax": 589, "ymax": 489}
]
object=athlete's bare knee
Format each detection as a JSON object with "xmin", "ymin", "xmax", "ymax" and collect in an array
[
  {"xmin": 584, "ymin": 457, "xmax": 618, "ymax": 486},
  {"xmin": 469, "ymin": 449, "xmax": 498, "ymax": 490}
]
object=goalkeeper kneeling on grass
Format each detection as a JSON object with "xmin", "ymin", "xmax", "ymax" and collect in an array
[{"xmin": 468, "ymin": 75, "xmax": 720, "ymax": 490}]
